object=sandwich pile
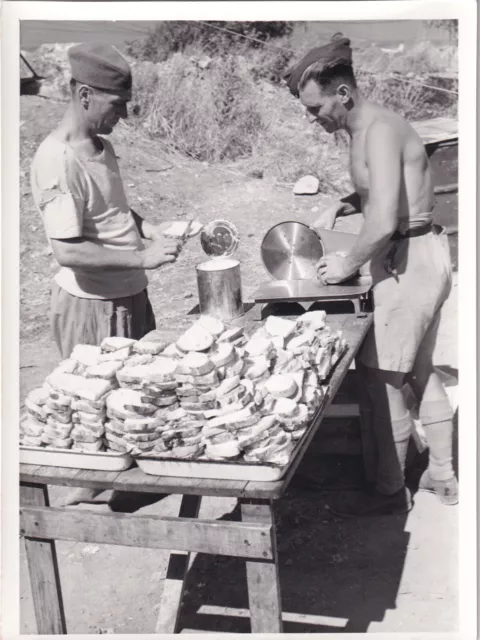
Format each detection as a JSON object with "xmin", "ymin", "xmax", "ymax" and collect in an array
[{"xmin": 21, "ymin": 310, "xmax": 347, "ymax": 467}]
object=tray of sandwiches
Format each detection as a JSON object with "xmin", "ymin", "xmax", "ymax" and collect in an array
[{"xmin": 20, "ymin": 310, "xmax": 346, "ymax": 480}]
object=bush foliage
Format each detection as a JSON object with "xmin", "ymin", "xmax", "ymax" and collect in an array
[{"xmin": 26, "ymin": 21, "xmax": 458, "ymax": 186}]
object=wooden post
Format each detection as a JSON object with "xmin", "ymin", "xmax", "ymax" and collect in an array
[
  {"xmin": 240, "ymin": 499, "xmax": 283, "ymax": 633},
  {"xmin": 20, "ymin": 483, "xmax": 67, "ymax": 635},
  {"xmin": 155, "ymin": 494, "xmax": 202, "ymax": 634}
]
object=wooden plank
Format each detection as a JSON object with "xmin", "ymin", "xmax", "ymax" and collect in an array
[
  {"xmin": 20, "ymin": 483, "xmax": 67, "ymax": 635},
  {"xmin": 20, "ymin": 464, "xmax": 121, "ymax": 490},
  {"xmin": 155, "ymin": 495, "xmax": 202, "ymax": 634},
  {"xmin": 113, "ymin": 467, "xmax": 249, "ymax": 498},
  {"xmin": 20, "ymin": 506, "xmax": 273, "ymax": 560},
  {"xmin": 240, "ymin": 500, "xmax": 282, "ymax": 633}
]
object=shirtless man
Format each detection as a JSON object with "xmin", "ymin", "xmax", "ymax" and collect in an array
[{"xmin": 285, "ymin": 35, "xmax": 457, "ymax": 516}]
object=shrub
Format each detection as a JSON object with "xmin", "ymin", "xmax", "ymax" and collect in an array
[{"xmin": 125, "ymin": 21, "xmax": 294, "ymax": 62}]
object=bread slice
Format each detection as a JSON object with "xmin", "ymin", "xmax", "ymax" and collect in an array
[
  {"xmin": 245, "ymin": 358, "xmax": 270, "ymax": 381},
  {"xmin": 274, "ymin": 397, "xmax": 300, "ymax": 418},
  {"xmin": 47, "ymin": 372, "xmax": 115, "ymax": 402},
  {"xmin": 70, "ymin": 344, "xmax": 102, "ymax": 366},
  {"xmin": 22, "ymin": 435, "xmax": 44, "ymax": 447},
  {"xmin": 264, "ymin": 316, "xmax": 297, "ymax": 340},
  {"xmin": 169, "ymin": 442, "xmax": 205, "ymax": 459},
  {"xmin": 209, "ymin": 343, "xmax": 235, "ymax": 368},
  {"xmin": 177, "ymin": 326, "xmax": 213, "ymax": 353},
  {"xmin": 296, "ymin": 310, "xmax": 327, "ymax": 331},
  {"xmin": 206, "ymin": 403, "xmax": 258, "ymax": 429},
  {"xmin": 21, "ymin": 417, "xmax": 45, "ymax": 437},
  {"xmin": 71, "ymin": 427, "xmax": 103, "ymax": 443},
  {"xmin": 217, "ymin": 385, "xmax": 247, "ymax": 408},
  {"xmin": 196, "ymin": 315, "xmax": 225, "ymax": 337},
  {"xmin": 264, "ymin": 374, "xmax": 298, "ymax": 399},
  {"xmin": 245, "ymin": 334, "xmax": 274, "ymax": 359},
  {"xmin": 85, "ymin": 360, "xmax": 124, "ymax": 380},
  {"xmin": 162, "ymin": 342, "xmax": 183, "ymax": 359},
  {"xmin": 282, "ymin": 404, "xmax": 309, "ymax": 430},
  {"xmin": 177, "ymin": 352, "xmax": 215, "ymax": 376},
  {"xmin": 218, "ymin": 326, "xmax": 244, "ymax": 343},
  {"xmin": 163, "ymin": 220, "xmax": 203, "ymax": 239},
  {"xmin": 25, "ymin": 398, "xmax": 47, "ymax": 422},
  {"xmin": 133, "ymin": 341, "xmax": 165, "ymax": 356},
  {"xmin": 101, "ymin": 337, "xmax": 137, "ymax": 353},
  {"xmin": 74, "ymin": 439, "xmax": 103, "ymax": 452},
  {"xmin": 98, "ymin": 346, "xmax": 132, "ymax": 362},
  {"xmin": 26, "ymin": 386, "xmax": 50, "ymax": 407},
  {"xmin": 205, "ymin": 440, "xmax": 240, "ymax": 460},
  {"xmin": 215, "ymin": 375, "xmax": 241, "ymax": 397},
  {"xmin": 43, "ymin": 421, "xmax": 74, "ymax": 439}
]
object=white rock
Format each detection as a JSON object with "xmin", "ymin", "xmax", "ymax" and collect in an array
[{"xmin": 293, "ymin": 175, "xmax": 320, "ymax": 195}]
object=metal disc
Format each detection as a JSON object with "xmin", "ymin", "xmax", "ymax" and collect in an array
[
  {"xmin": 261, "ymin": 222, "xmax": 325, "ymax": 280},
  {"xmin": 200, "ymin": 219, "xmax": 239, "ymax": 258}
]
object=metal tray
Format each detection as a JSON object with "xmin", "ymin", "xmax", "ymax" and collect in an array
[
  {"xmin": 136, "ymin": 394, "xmax": 329, "ymax": 482},
  {"xmin": 19, "ymin": 445, "xmax": 133, "ymax": 471}
]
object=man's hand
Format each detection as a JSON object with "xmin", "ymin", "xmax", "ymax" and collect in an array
[
  {"xmin": 311, "ymin": 201, "xmax": 345, "ymax": 232},
  {"xmin": 316, "ymin": 252, "xmax": 357, "ymax": 284},
  {"xmin": 139, "ymin": 236, "xmax": 182, "ymax": 269}
]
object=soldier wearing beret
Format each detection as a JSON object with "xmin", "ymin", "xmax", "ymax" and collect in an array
[
  {"xmin": 285, "ymin": 35, "xmax": 457, "ymax": 515},
  {"xmin": 30, "ymin": 43, "xmax": 182, "ymax": 505},
  {"xmin": 31, "ymin": 43, "xmax": 182, "ymax": 359}
]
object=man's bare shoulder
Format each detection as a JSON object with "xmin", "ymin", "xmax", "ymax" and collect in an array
[{"xmin": 366, "ymin": 105, "xmax": 423, "ymax": 150}]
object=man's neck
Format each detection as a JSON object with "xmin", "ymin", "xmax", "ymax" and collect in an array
[
  {"xmin": 57, "ymin": 104, "xmax": 96, "ymax": 146},
  {"xmin": 344, "ymin": 95, "xmax": 375, "ymax": 138}
]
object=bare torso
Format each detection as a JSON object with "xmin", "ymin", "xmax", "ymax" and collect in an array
[{"xmin": 349, "ymin": 101, "xmax": 434, "ymax": 226}]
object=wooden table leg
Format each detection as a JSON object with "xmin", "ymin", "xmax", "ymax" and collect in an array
[
  {"xmin": 240, "ymin": 499, "xmax": 283, "ymax": 633},
  {"xmin": 355, "ymin": 358, "xmax": 378, "ymax": 486},
  {"xmin": 155, "ymin": 494, "xmax": 202, "ymax": 634},
  {"xmin": 20, "ymin": 482, "xmax": 67, "ymax": 635}
]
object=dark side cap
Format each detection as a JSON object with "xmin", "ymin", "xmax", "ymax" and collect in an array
[
  {"xmin": 284, "ymin": 34, "xmax": 353, "ymax": 97},
  {"xmin": 68, "ymin": 42, "xmax": 132, "ymax": 92}
]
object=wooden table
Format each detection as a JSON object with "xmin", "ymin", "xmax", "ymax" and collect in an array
[{"xmin": 20, "ymin": 312, "xmax": 372, "ymax": 635}]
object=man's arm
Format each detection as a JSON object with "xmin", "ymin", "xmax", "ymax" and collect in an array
[
  {"xmin": 50, "ymin": 235, "xmax": 181, "ymax": 271},
  {"xmin": 343, "ymin": 122, "xmax": 401, "ymax": 274}
]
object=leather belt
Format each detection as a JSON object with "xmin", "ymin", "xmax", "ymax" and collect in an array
[{"xmin": 385, "ymin": 222, "xmax": 433, "ymax": 278}]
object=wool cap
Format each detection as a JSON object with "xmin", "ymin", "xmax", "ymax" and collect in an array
[
  {"xmin": 68, "ymin": 43, "xmax": 132, "ymax": 92},
  {"xmin": 284, "ymin": 34, "xmax": 353, "ymax": 97}
]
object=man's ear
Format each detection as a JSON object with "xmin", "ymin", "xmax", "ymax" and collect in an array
[
  {"xmin": 337, "ymin": 83, "xmax": 352, "ymax": 105},
  {"xmin": 78, "ymin": 84, "xmax": 91, "ymax": 109}
]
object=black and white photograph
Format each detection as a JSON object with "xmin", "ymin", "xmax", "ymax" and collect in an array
[{"xmin": 2, "ymin": 1, "xmax": 477, "ymax": 637}]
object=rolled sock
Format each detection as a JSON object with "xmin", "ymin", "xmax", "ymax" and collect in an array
[
  {"xmin": 374, "ymin": 412, "xmax": 412, "ymax": 495},
  {"xmin": 419, "ymin": 398, "xmax": 454, "ymax": 482}
]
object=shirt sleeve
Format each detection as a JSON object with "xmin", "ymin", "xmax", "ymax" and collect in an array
[{"xmin": 30, "ymin": 141, "xmax": 86, "ymax": 239}]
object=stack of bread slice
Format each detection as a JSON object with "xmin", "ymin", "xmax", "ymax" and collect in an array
[
  {"xmin": 21, "ymin": 385, "xmax": 51, "ymax": 446},
  {"xmin": 22, "ymin": 310, "xmax": 348, "ymax": 468}
]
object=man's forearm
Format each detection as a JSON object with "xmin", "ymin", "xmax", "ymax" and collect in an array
[
  {"xmin": 51, "ymin": 237, "xmax": 145, "ymax": 270},
  {"xmin": 345, "ymin": 218, "xmax": 394, "ymax": 274}
]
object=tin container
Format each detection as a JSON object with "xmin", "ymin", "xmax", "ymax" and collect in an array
[{"xmin": 196, "ymin": 258, "xmax": 244, "ymax": 321}]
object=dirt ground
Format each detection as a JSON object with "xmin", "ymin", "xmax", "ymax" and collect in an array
[{"xmin": 19, "ymin": 94, "xmax": 458, "ymax": 634}]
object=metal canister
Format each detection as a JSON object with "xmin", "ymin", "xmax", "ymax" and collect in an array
[{"xmin": 196, "ymin": 258, "xmax": 244, "ymax": 321}]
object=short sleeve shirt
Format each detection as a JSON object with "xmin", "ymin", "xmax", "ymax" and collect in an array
[{"xmin": 30, "ymin": 135, "xmax": 148, "ymax": 300}]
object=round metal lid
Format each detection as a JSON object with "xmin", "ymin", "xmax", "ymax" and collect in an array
[
  {"xmin": 261, "ymin": 221, "xmax": 325, "ymax": 280},
  {"xmin": 200, "ymin": 219, "xmax": 239, "ymax": 258}
]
